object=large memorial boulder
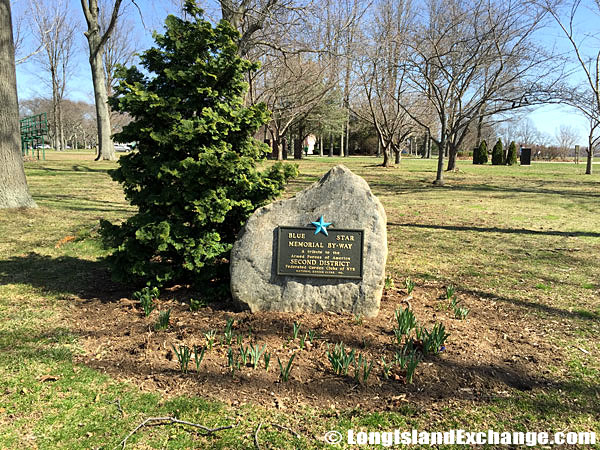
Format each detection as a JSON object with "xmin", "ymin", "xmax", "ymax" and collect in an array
[{"xmin": 230, "ymin": 165, "xmax": 387, "ymax": 317}]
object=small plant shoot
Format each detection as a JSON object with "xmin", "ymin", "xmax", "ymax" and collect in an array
[
  {"xmin": 193, "ymin": 345, "xmax": 205, "ymax": 371},
  {"xmin": 405, "ymin": 277, "xmax": 415, "ymax": 294},
  {"xmin": 133, "ymin": 287, "xmax": 159, "ymax": 317},
  {"xmin": 204, "ymin": 330, "xmax": 216, "ymax": 349},
  {"xmin": 277, "ymin": 353, "xmax": 296, "ymax": 382},
  {"xmin": 155, "ymin": 308, "xmax": 171, "ymax": 330},
  {"xmin": 292, "ymin": 321, "xmax": 301, "ymax": 340},
  {"xmin": 249, "ymin": 344, "xmax": 267, "ymax": 369},
  {"xmin": 327, "ymin": 342, "xmax": 356, "ymax": 376},
  {"xmin": 421, "ymin": 323, "xmax": 450, "ymax": 355},
  {"xmin": 394, "ymin": 307, "xmax": 417, "ymax": 340},
  {"xmin": 384, "ymin": 275, "xmax": 394, "ymax": 290},
  {"xmin": 189, "ymin": 298, "xmax": 207, "ymax": 312},
  {"xmin": 172, "ymin": 344, "xmax": 192, "ymax": 373}
]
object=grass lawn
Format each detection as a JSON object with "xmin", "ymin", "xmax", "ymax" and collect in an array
[{"xmin": 0, "ymin": 153, "xmax": 599, "ymax": 448}]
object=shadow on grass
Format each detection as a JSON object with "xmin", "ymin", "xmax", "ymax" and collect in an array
[
  {"xmin": 0, "ymin": 326, "xmax": 76, "ymax": 364},
  {"xmin": 29, "ymin": 165, "xmax": 112, "ymax": 174},
  {"xmin": 0, "ymin": 252, "xmax": 127, "ymax": 303},
  {"xmin": 448, "ymin": 182, "xmax": 600, "ymax": 199},
  {"xmin": 433, "ymin": 358, "xmax": 600, "ymax": 417},
  {"xmin": 404, "ymin": 277, "xmax": 599, "ymax": 323},
  {"xmin": 33, "ymin": 194, "xmax": 133, "ymax": 214},
  {"xmin": 390, "ymin": 222, "xmax": 600, "ymax": 238},
  {"xmin": 463, "ymin": 288, "xmax": 600, "ymax": 322},
  {"xmin": 357, "ymin": 176, "xmax": 600, "ymax": 200}
]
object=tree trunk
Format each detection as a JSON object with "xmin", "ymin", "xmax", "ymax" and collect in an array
[
  {"xmin": 52, "ymin": 71, "xmax": 59, "ymax": 150},
  {"xmin": 89, "ymin": 48, "xmax": 115, "ymax": 160},
  {"xmin": 58, "ymin": 102, "xmax": 65, "ymax": 151},
  {"xmin": 345, "ymin": 116, "xmax": 350, "ymax": 157},
  {"xmin": 276, "ymin": 138, "xmax": 283, "ymax": 161},
  {"xmin": 293, "ymin": 138, "xmax": 302, "ymax": 160},
  {"xmin": 381, "ymin": 141, "xmax": 393, "ymax": 167},
  {"xmin": 82, "ymin": 0, "xmax": 120, "ymax": 161},
  {"xmin": 343, "ymin": 36, "xmax": 351, "ymax": 158},
  {"xmin": 426, "ymin": 131, "xmax": 431, "ymax": 158},
  {"xmin": 328, "ymin": 132, "xmax": 333, "ymax": 157},
  {"xmin": 340, "ymin": 130, "xmax": 344, "ymax": 157},
  {"xmin": 294, "ymin": 125, "xmax": 303, "ymax": 159},
  {"xmin": 586, "ymin": 134, "xmax": 593, "ymax": 175},
  {"xmin": 282, "ymin": 138, "xmax": 287, "ymax": 160},
  {"xmin": 433, "ymin": 131, "xmax": 446, "ymax": 186},
  {"xmin": 382, "ymin": 149, "xmax": 393, "ymax": 167},
  {"xmin": 446, "ymin": 145, "xmax": 457, "ymax": 171},
  {"xmin": 0, "ymin": 0, "xmax": 36, "ymax": 208},
  {"xmin": 319, "ymin": 135, "xmax": 323, "ymax": 157},
  {"xmin": 475, "ymin": 109, "xmax": 484, "ymax": 147}
]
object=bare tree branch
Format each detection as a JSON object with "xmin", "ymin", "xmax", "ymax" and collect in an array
[{"xmin": 116, "ymin": 417, "xmax": 236, "ymax": 449}]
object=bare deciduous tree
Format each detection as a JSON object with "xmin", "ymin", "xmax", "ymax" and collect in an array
[
  {"xmin": 13, "ymin": 3, "xmax": 47, "ymax": 65},
  {"xmin": 543, "ymin": 0, "xmax": 600, "ymax": 174},
  {"xmin": 0, "ymin": 0, "xmax": 36, "ymax": 208},
  {"xmin": 354, "ymin": 0, "xmax": 416, "ymax": 167},
  {"xmin": 555, "ymin": 124, "xmax": 579, "ymax": 157},
  {"xmin": 405, "ymin": 0, "xmax": 557, "ymax": 185},
  {"xmin": 30, "ymin": 0, "xmax": 77, "ymax": 151},
  {"xmin": 220, "ymin": 0, "xmax": 362, "ymax": 157},
  {"xmin": 98, "ymin": 0, "xmax": 136, "ymax": 139},
  {"xmin": 256, "ymin": 55, "xmax": 333, "ymax": 160},
  {"xmin": 99, "ymin": 0, "xmax": 137, "ymax": 98},
  {"xmin": 81, "ymin": 0, "xmax": 123, "ymax": 161},
  {"xmin": 327, "ymin": 0, "xmax": 365, "ymax": 157},
  {"xmin": 564, "ymin": 90, "xmax": 600, "ymax": 171},
  {"xmin": 515, "ymin": 117, "xmax": 542, "ymax": 147},
  {"xmin": 219, "ymin": 0, "xmax": 309, "ymax": 57}
]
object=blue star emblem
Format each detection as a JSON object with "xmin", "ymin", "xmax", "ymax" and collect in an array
[{"xmin": 311, "ymin": 216, "xmax": 332, "ymax": 236}]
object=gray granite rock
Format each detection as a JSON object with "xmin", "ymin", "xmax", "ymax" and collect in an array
[{"xmin": 230, "ymin": 165, "xmax": 387, "ymax": 317}]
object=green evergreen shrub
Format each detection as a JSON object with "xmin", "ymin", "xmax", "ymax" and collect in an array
[
  {"xmin": 473, "ymin": 140, "xmax": 488, "ymax": 164},
  {"xmin": 100, "ymin": 2, "xmax": 297, "ymax": 289},
  {"xmin": 492, "ymin": 139, "xmax": 504, "ymax": 165},
  {"xmin": 506, "ymin": 141, "xmax": 518, "ymax": 165}
]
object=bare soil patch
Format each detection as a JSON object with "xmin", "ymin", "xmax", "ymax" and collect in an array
[{"xmin": 67, "ymin": 283, "xmax": 568, "ymax": 413}]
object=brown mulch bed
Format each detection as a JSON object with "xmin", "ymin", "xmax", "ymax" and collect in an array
[{"xmin": 67, "ymin": 284, "xmax": 565, "ymax": 412}]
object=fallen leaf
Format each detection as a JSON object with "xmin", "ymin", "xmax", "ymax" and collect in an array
[
  {"xmin": 55, "ymin": 235, "xmax": 76, "ymax": 248},
  {"xmin": 38, "ymin": 375, "xmax": 59, "ymax": 383}
]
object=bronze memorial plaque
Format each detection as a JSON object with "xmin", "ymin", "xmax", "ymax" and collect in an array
[{"xmin": 277, "ymin": 226, "xmax": 364, "ymax": 279}]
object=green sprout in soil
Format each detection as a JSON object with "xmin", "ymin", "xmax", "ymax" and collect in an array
[{"xmin": 277, "ymin": 353, "xmax": 296, "ymax": 382}]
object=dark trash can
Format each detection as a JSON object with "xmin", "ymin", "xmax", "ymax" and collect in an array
[{"xmin": 520, "ymin": 147, "xmax": 531, "ymax": 165}]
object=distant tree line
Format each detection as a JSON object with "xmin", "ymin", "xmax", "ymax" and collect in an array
[
  {"xmin": 3, "ymin": 0, "xmax": 600, "ymax": 207},
  {"xmin": 11, "ymin": 0, "xmax": 600, "ymax": 174}
]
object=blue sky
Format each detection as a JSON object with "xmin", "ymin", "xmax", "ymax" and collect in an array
[
  {"xmin": 13, "ymin": 0, "xmax": 598, "ymax": 146},
  {"xmin": 13, "ymin": 0, "xmax": 173, "ymax": 104}
]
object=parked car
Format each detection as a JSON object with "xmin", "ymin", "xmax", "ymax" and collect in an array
[{"xmin": 114, "ymin": 144, "xmax": 131, "ymax": 152}]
